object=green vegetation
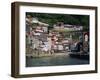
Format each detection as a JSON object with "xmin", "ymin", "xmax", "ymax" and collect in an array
[{"xmin": 26, "ymin": 12, "xmax": 89, "ymax": 30}]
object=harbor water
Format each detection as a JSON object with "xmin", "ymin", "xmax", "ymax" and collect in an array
[{"xmin": 26, "ymin": 54, "xmax": 89, "ymax": 67}]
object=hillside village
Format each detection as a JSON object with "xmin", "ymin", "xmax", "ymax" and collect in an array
[{"xmin": 26, "ymin": 14, "xmax": 89, "ymax": 57}]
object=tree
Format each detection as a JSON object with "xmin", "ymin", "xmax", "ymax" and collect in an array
[{"xmin": 26, "ymin": 12, "xmax": 89, "ymax": 30}]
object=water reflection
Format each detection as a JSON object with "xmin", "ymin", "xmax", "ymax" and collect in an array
[{"xmin": 26, "ymin": 55, "xmax": 89, "ymax": 67}]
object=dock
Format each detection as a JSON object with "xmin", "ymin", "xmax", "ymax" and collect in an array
[{"xmin": 26, "ymin": 52, "xmax": 69, "ymax": 58}]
